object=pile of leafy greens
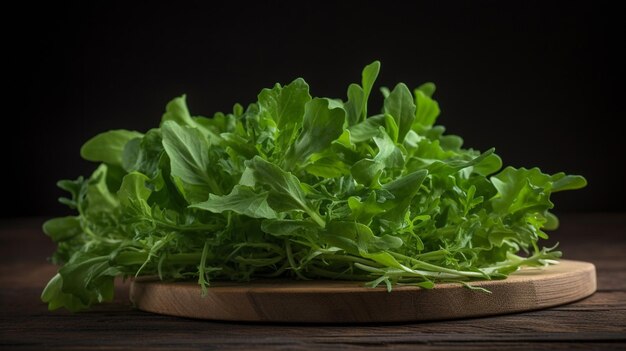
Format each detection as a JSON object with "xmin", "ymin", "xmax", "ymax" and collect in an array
[{"xmin": 42, "ymin": 61, "xmax": 586, "ymax": 311}]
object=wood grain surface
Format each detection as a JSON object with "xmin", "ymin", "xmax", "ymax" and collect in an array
[
  {"xmin": 0, "ymin": 213, "xmax": 625, "ymax": 350},
  {"xmin": 129, "ymin": 260, "xmax": 596, "ymax": 322}
]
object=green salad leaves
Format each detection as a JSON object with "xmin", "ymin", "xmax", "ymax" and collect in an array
[{"xmin": 42, "ymin": 61, "xmax": 586, "ymax": 311}]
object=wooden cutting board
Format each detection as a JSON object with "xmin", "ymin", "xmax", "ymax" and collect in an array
[{"xmin": 129, "ymin": 259, "xmax": 596, "ymax": 323}]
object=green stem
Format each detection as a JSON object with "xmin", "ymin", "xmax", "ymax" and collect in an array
[
  {"xmin": 306, "ymin": 208, "xmax": 326, "ymax": 228},
  {"xmin": 318, "ymin": 254, "xmax": 383, "ymax": 267},
  {"xmin": 411, "ymin": 249, "xmax": 450, "ymax": 261},
  {"xmin": 390, "ymin": 252, "xmax": 487, "ymax": 278},
  {"xmin": 114, "ymin": 251, "xmax": 204, "ymax": 266},
  {"xmin": 285, "ymin": 241, "xmax": 308, "ymax": 280}
]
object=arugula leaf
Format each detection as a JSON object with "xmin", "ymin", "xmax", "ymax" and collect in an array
[
  {"xmin": 384, "ymin": 83, "xmax": 416, "ymax": 142},
  {"xmin": 490, "ymin": 167, "xmax": 586, "ymax": 215},
  {"xmin": 161, "ymin": 120, "xmax": 222, "ymax": 202},
  {"xmin": 122, "ymin": 129, "xmax": 164, "ymax": 177},
  {"xmin": 361, "ymin": 61, "xmax": 381, "ymax": 119},
  {"xmin": 118, "ymin": 172, "xmax": 152, "ymax": 217},
  {"xmin": 41, "ymin": 273, "xmax": 89, "ymax": 311},
  {"xmin": 161, "ymin": 95, "xmax": 222, "ymax": 143},
  {"xmin": 345, "ymin": 61, "xmax": 380, "ymax": 126},
  {"xmin": 81, "ymin": 130, "xmax": 143, "ymax": 166},
  {"xmin": 345, "ymin": 84, "xmax": 365, "ymax": 126},
  {"xmin": 161, "ymin": 95, "xmax": 195, "ymax": 126},
  {"xmin": 258, "ymin": 78, "xmax": 311, "ymax": 131},
  {"xmin": 191, "ymin": 185, "xmax": 277, "ymax": 219},
  {"xmin": 304, "ymin": 155, "xmax": 351, "ymax": 178},
  {"xmin": 42, "ymin": 61, "xmax": 587, "ymax": 311},
  {"xmin": 350, "ymin": 128, "xmax": 403, "ymax": 186},
  {"xmin": 323, "ymin": 221, "xmax": 403, "ymax": 254},
  {"xmin": 348, "ymin": 114, "xmax": 385, "ymax": 143},
  {"xmin": 284, "ymin": 98, "xmax": 346, "ymax": 169},
  {"xmin": 246, "ymin": 156, "xmax": 325, "ymax": 227},
  {"xmin": 43, "ymin": 216, "xmax": 82, "ymax": 242},
  {"xmin": 413, "ymin": 83, "xmax": 441, "ymax": 128},
  {"xmin": 84, "ymin": 164, "xmax": 119, "ymax": 217}
]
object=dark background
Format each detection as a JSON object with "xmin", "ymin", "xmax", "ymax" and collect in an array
[{"xmin": 5, "ymin": 1, "xmax": 624, "ymax": 218}]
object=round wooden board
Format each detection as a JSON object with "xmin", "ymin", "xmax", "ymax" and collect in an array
[{"xmin": 129, "ymin": 259, "xmax": 596, "ymax": 323}]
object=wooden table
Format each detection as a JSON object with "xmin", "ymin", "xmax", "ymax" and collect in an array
[{"xmin": 1, "ymin": 214, "xmax": 624, "ymax": 350}]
